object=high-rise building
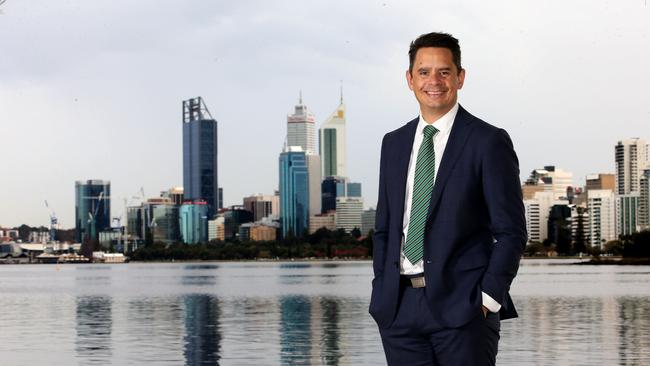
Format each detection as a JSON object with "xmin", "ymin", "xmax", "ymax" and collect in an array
[
  {"xmin": 346, "ymin": 182, "xmax": 362, "ymax": 197},
  {"xmin": 279, "ymin": 147, "xmax": 310, "ymax": 238},
  {"xmin": 640, "ymin": 169, "xmax": 650, "ymax": 230},
  {"xmin": 183, "ymin": 97, "xmax": 219, "ymax": 217},
  {"xmin": 180, "ymin": 201, "xmax": 209, "ymax": 244},
  {"xmin": 335, "ymin": 197, "xmax": 363, "ymax": 233},
  {"xmin": 618, "ymin": 193, "xmax": 640, "ymax": 236},
  {"xmin": 615, "ymin": 138, "xmax": 648, "ymax": 195},
  {"xmin": 319, "ymin": 94, "xmax": 347, "ymax": 177},
  {"xmin": 161, "ymin": 187, "xmax": 184, "ymax": 205},
  {"xmin": 75, "ymin": 179, "xmax": 111, "ymax": 243},
  {"xmin": 287, "ymin": 93, "xmax": 316, "ymax": 154},
  {"xmin": 587, "ymin": 189, "xmax": 617, "ymax": 249},
  {"xmin": 243, "ymin": 194, "xmax": 280, "ymax": 222}
]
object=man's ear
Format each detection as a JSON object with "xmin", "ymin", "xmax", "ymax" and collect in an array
[
  {"xmin": 457, "ymin": 68, "xmax": 466, "ymax": 89},
  {"xmin": 406, "ymin": 69, "xmax": 414, "ymax": 91}
]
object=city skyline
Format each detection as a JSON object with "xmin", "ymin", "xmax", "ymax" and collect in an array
[{"xmin": 2, "ymin": 0, "xmax": 649, "ymax": 228}]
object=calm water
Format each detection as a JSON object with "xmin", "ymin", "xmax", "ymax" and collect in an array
[{"xmin": 1, "ymin": 259, "xmax": 649, "ymax": 365}]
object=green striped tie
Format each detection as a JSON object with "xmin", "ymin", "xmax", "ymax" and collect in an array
[{"xmin": 404, "ymin": 124, "xmax": 438, "ymax": 264}]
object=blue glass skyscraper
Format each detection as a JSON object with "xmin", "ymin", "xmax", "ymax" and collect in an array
[
  {"xmin": 75, "ymin": 179, "xmax": 111, "ymax": 243},
  {"xmin": 279, "ymin": 147, "xmax": 309, "ymax": 238},
  {"xmin": 183, "ymin": 97, "xmax": 219, "ymax": 218}
]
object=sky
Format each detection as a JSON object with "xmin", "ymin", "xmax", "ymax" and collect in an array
[{"xmin": 1, "ymin": 0, "xmax": 649, "ymax": 229}]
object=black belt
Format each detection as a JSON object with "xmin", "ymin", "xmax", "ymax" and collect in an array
[{"xmin": 401, "ymin": 274, "xmax": 426, "ymax": 288}]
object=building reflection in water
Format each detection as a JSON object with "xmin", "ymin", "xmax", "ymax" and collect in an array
[
  {"xmin": 184, "ymin": 294, "xmax": 222, "ymax": 365},
  {"xmin": 318, "ymin": 297, "xmax": 342, "ymax": 365},
  {"xmin": 75, "ymin": 296, "xmax": 112, "ymax": 365},
  {"xmin": 280, "ymin": 295, "xmax": 312, "ymax": 364},
  {"xmin": 618, "ymin": 296, "xmax": 650, "ymax": 364}
]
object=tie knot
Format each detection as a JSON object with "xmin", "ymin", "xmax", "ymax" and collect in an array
[{"xmin": 423, "ymin": 125, "xmax": 438, "ymax": 139}]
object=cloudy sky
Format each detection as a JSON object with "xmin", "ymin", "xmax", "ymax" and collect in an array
[{"xmin": 1, "ymin": 0, "xmax": 648, "ymax": 229}]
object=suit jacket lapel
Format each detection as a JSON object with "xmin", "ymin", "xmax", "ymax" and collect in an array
[
  {"xmin": 392, "ymin": 118, "xmax": 418, "ymax": 226},
  {"xmin": 426, "ymin": 105, "xmax": 475, "ymax": 223}
]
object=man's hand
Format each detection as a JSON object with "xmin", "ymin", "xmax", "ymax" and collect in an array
[{"xmin": 482, "ymin": 305, "xmax": 489, "ymax": 318}]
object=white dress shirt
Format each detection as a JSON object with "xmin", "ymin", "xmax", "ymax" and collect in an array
[{"xmin": 399, "ymin": 103, "xmax": 501, "ymax": 313}]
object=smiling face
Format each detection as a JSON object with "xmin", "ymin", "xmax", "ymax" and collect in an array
[{"xmin": 406, "ymin": 47, "xmax": 465, "ymax": 122}]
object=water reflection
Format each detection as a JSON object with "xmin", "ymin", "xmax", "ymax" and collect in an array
[
  {"xmin": 184, "ymin": 294, "xmax": 222, "ymax": 365},
  {"xmin": 319, "ymin": 297, "xmax": 342, "ymax": 365},
  {"xmin": 75, "ymin": 296, "xmax": 112, "ymax": 365},
  {"xmin": 280, "ymin": 295, "xmax": 312, "ymax": 364}
]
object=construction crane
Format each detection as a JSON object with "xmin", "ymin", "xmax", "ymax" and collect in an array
[{"xmin": 44, "ymin": 200, "xmax": 58, "ymax": 242}]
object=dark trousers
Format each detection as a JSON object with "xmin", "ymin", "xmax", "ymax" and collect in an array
[{"xmin": 378, "ymin": 282, "xmax": 500, "ymax": 366}]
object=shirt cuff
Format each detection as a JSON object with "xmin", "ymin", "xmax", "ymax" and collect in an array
[{"xmin": 482, "ymin": 291, "xmax": 501, "ymax": 313}]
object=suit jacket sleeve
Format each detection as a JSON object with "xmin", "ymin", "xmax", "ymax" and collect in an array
[
  {"xmin": 372, "ymin": 134, "xmax": 390, "ymax": 278},
  {"xmin": 480, "ymin": 128, "xmax": 527, "ymax": 306}
]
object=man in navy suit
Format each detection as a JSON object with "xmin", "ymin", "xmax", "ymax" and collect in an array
[{"xmin": 369, "ymin": 32, "xmax": 527, "ymax": 365}]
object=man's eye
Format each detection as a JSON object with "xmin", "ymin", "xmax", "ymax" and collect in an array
[
  {"xmin": 440, "ymin": 71, "xmax": 450, "ymax": 77},
  {"xmin": 419, "ymin": 71, "xmax": 428, "ymax": 76}
]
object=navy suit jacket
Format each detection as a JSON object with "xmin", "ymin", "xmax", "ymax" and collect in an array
[{"xmin": 369, "ymin": 105, "xmax": 527, "ymax": 329}]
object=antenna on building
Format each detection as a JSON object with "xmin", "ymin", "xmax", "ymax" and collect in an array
[
  {"xmin": 299, "ymin": 90, "xmax": 303, "ymax": 105},
  {"xmin": 340, "ymin": 80, "xmax": 344, "ymax": 104}
]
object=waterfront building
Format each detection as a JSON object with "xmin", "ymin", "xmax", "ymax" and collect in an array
[
  {"xmin": 523, "ymin": 191, "xmax": 567, "ymax": 244},
  {"xmin": 223, "ymin": 206, "xmax": 254, "ymax": 240},
  {"xmin": 547, "ymin": 204, "xmax": 572, "ymax": 249},
  {"xmin": 615, "ymin": 138, "xmax": 648, "ymax": 195},
  {"xmin": 208, "ymin": 216, "xmax": 225, "ymax": 241},
  {"xmin": 309, "ymin": 212, "xmax": 336, "ymax": 234},
  {"xmin": 361, "ymin": 208, "xmax": 376, "ymax": 236},
  {"xmin": 640, "ymin": 169, "xmax": 650, "ymax": 230},
  {"xmin": 618, "ymin": 193, "xmax": 640, "ymax": 236},
  {"xmin": 151, "ymin": 202, "xmax": 180, "ymax": 245},
  {"xmin": 319, "ymin": 94, "xmax": 347, "ymax": 177},
  {"xmin": 524, "ymin": 166, "xmax": 573, "ymax": 200},
  {"xmin": 587, "ymin": 189, "xmax": 617, "ymax": 249},
  {"xmin": 183, "ymin": 97, "xmax": 219, "ymax": 217},
  {"xmin": 243, "ymin": 194, "xmax": 279, "ymax": 222},
  {"xmin": 335, "ymin": 197, "xmax": 363, "ymax": 233},
  {"xmin": 287, "ymin": 93, "xmax": 316, "ymax": 154},
  {"xmin": 279, "ymin": 147, "xmax": 310, "ymax": 238},
  {"xmin": 180, "ymin": 201, "xmax": 209, "ymax": 244},
  {"xmin": 75, "ymin": 179, "xmax": 111, "ymax": 244},
  {"xmin": 250, "ymin": 224, "xmax": 278, "ymax": 241}
]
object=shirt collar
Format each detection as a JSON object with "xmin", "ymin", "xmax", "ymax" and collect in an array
[{"xmin": 417, "ymin": 102, "xmax": 459, "ymax": 136}]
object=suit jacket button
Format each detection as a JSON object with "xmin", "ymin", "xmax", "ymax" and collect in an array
[{"xmin": 426, "ymin": 260, "xmax": 432, "ymax": 264}]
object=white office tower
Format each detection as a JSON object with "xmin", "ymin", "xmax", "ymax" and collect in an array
[
  {"xmin": 640, "ymin": 169, "xmax": 650, "ymax": 230},
  {"xmin": 319, "ymin": 93, "xmax": 347, "ymax": 177},
  {"xmin": 587, "ymin": 189, "xmax": 618, "ymax": 249},
  {"xmin": 524, "ymin": 191, "xmax": 567, "ymax": 243},
  {"xmin": 287, "ymin": 93, "xmax": 317, "ymax": 154},
  {"xmin": 615, "ymin": 138, "xmax": 648, "ymax": 195},
  {"xmin": 525, "ymin": 166, "xmax": 573, "ymax": 200},
  {"xmin": 335, "ymin": 197, "xmax": 363, "ymax": 233}
]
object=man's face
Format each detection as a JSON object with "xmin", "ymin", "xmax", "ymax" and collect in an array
[{"xmin": 406, "ymin": 47, "xmax": 465, "ymax": 121}]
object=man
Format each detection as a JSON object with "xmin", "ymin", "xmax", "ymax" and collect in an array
[{"xmin": 369, "ymin": 32, "xmax": 527, "ymax": 365}]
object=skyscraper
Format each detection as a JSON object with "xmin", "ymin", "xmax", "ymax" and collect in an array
[
  {"xmin": 180, "ymin": 201, "xmax": 209, "ymax": 244},
  {"xmin": 75, "ymin": 179, "xmax": 111, "ymax": 243},
  {"xmin": 640, "ymin": 169, "xmax": 650, "ymax": 230},
  {"xmin": 587, "ymin": 189, "xmax": 617, "ymax": 249},
  {"xmin": 615, "ymin": 138, "xmax": 648, "ymax": 195},
  {"xmin": 279, "ymin": 147, "xmax": 310, "ymax": 237},
  {"xmin": 319, "ymin": 92, "xmax": 347, "ymax": 177},
  {"xmin": 183, "ymin": 97, "xmax": 219, "ymax": 217},
  {"xmin": 287, "ymin": 93, "xmax": 316, "ymax": 154}
]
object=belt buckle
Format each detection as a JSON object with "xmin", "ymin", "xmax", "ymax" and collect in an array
[{"xmin": 410, "ymin": 276, "xmax": 426, "ymax": 288}]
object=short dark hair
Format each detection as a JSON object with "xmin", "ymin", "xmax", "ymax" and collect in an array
[{"xmin": 408, "ymin": 32, "xmax": 462, "ymax": 73}]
